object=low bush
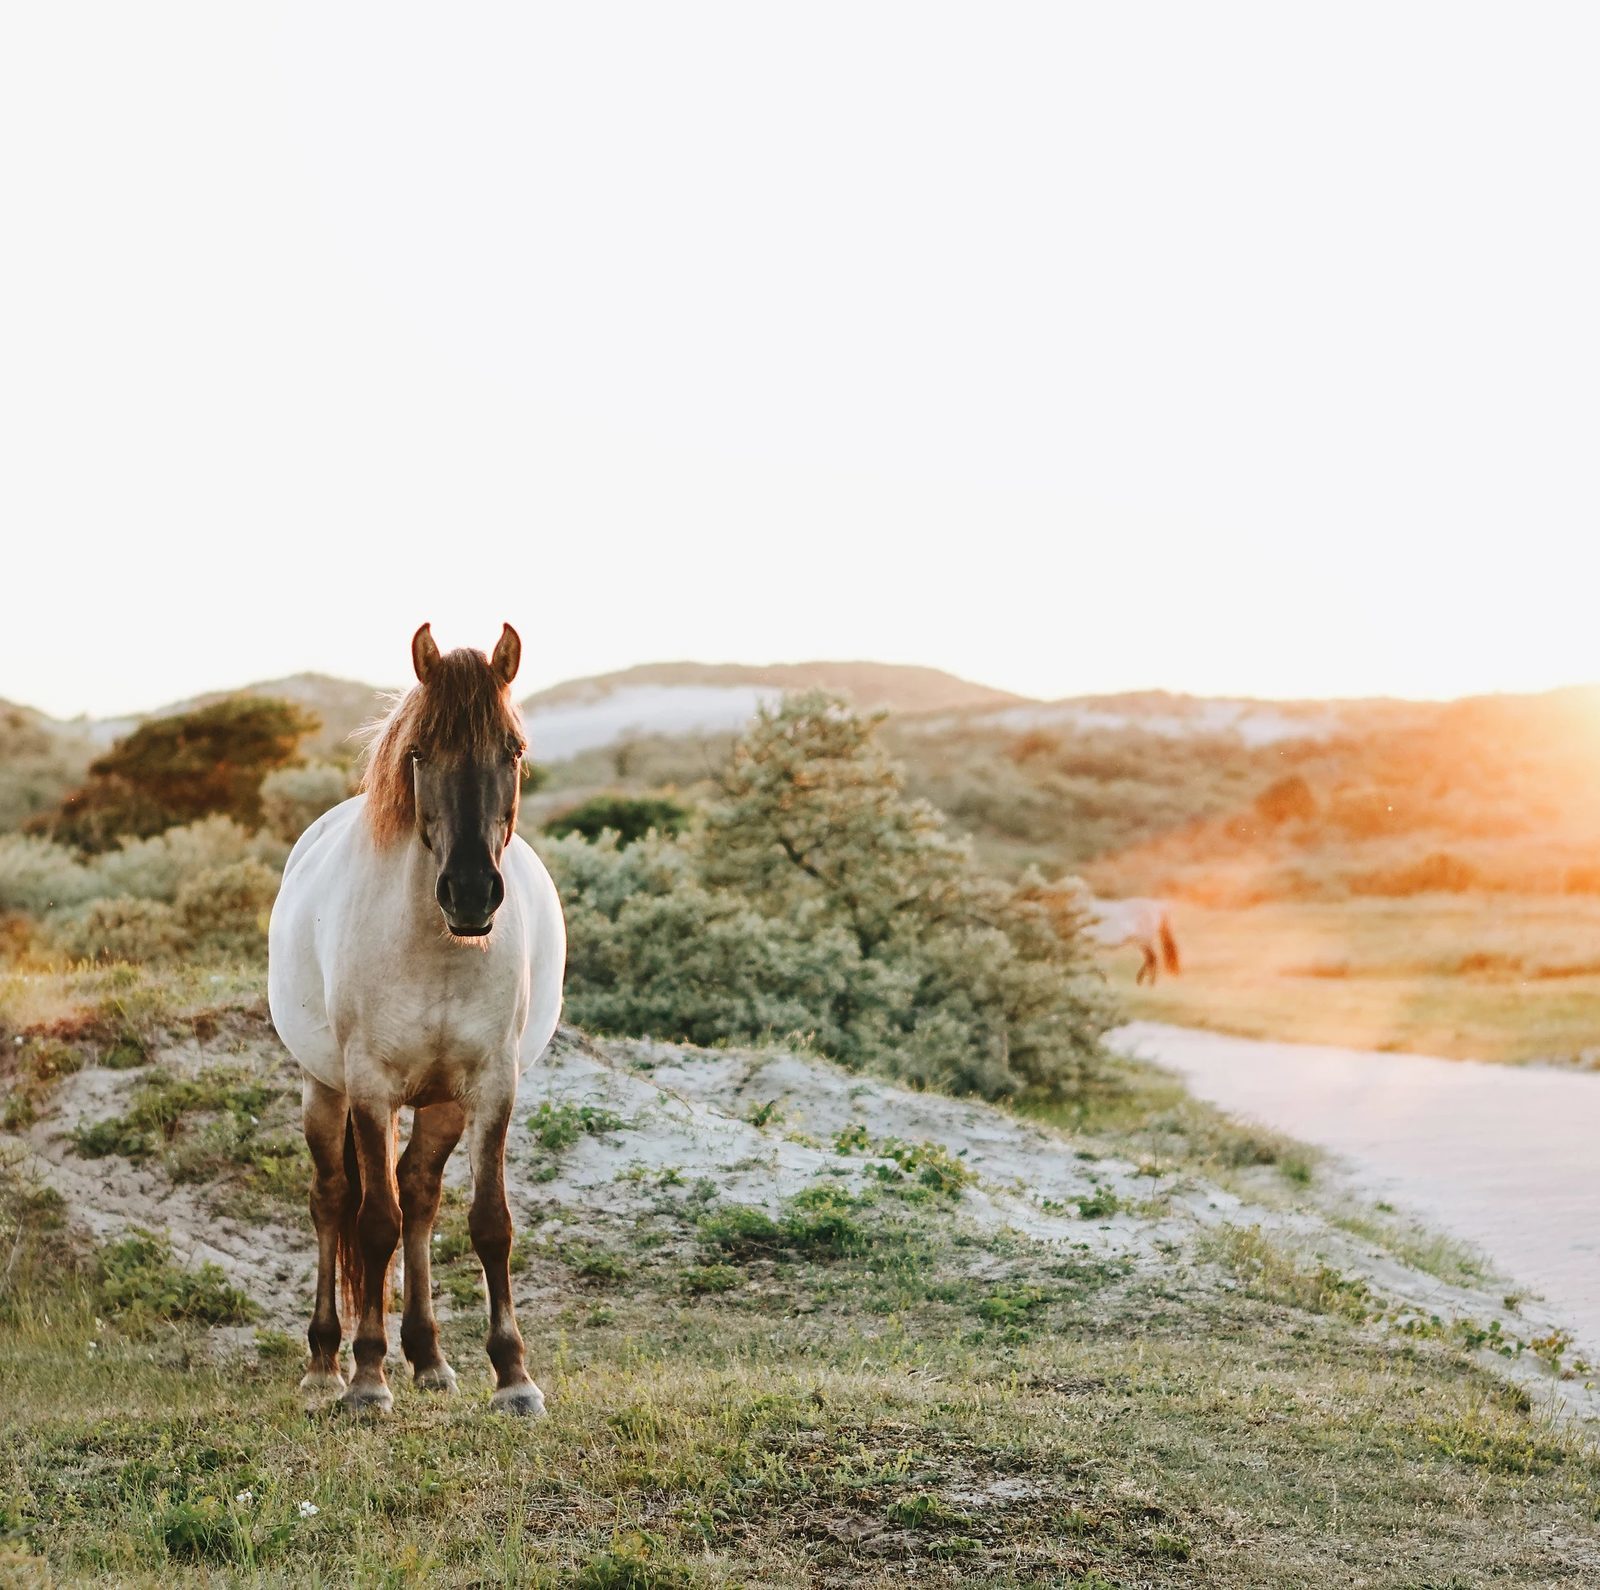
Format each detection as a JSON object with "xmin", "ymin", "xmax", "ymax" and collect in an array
[
  {"xmin": 545, "ymin": 792, "xmax": 690, "ymax": 847},
  {"xmin": 0, "ymin": 833, "xmax": 97, "ymax": 915},
  {"xmin": 175, "ymin": 860, "xmax": 279, "ymax": 959},
  {"xmin": 259, "ymin": 762, "xmax": 350, "ymax": 842},
  {"xmin": 49, "ymin": 897, "xmax": 186, "ymax": 965}
]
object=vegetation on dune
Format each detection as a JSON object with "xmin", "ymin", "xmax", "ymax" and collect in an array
[
  {"xmin": 548, "ymin": 693, "xmax": 1113, "ymax": 1101},
  {"xmin": 40, "ymin": 697, "xmax": 319, "ymax": 850},
  {"xmin": 0, "ymin": 700, "xmax": 95, "ymax": 833}
]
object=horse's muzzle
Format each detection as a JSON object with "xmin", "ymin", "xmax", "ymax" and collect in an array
[{"xmin": 437, "ymin": 861, "xmax": 505, "ymax": 938}]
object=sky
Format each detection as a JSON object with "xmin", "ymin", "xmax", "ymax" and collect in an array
[{"xmin": 3, "ymin": 3, "xmax": 1598, "ymax": 719}]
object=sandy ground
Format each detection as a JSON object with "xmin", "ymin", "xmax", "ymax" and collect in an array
[
  {"xmin": 9, "ymin": 1016, "xmax": 1598, "ymax": 1426},
  {"xmin": 1115, "ymin": 1021, "xmax": 1600, "ymax": 1364}
]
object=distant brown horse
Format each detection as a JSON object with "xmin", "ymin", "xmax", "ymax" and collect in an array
[
  {"xmin": 1086, "ymin": 896, "xmax": 1181, "ymax": 984},
  {"xmin": 1045, "ymin": 880, "xmax": 1181, "ymax": 984},
  {"xmin": 268, "ymin": 624, "xmax": 566, "ymax": 1414}
]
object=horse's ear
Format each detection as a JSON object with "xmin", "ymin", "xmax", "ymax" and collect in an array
[
  {"xmin": 412, "ymin": 623, "xmax": 440, "ymax": 684},
  {"xmin": 490, "ymin": 623, "xmax": 521, "ymax": 687}
]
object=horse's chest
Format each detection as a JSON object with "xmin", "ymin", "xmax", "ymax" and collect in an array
[{"xmin": 331, "ymin": 950, "xmax": 528, "ymax": 1079}]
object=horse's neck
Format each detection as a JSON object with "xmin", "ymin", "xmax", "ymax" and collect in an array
[{"xmin": 368, "ymin": 832, "xmax": 451, "ymax": 950}]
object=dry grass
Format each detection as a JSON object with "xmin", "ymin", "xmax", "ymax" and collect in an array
[{"xmin": 1109, "ymin": 895, "xmax": 1600, "ymax": 1063}]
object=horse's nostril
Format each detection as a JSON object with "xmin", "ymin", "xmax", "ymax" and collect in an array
[
  {"xmin": 489, "ymin": 872, "xmax": 505, "ymax": 912},
  {"xmin": 436, "ymin": 875, "xmax": 454, "ymax": 913}
]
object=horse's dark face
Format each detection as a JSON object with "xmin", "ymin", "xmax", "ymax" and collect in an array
[
  {"xmin": 413, "ymin": 748, "xmax": 522, "ymax": 937},
  {"xmin": 406, "ymin": 623, "xmax": 525, "ymax": 939}
]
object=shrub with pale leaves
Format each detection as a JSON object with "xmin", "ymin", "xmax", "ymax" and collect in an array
[
  {"xmin": 92, "ymin": 817, "xmax": 285, "ymax": 903},
  {"xmin": 175, "ymin": 860, "xmax": 280, "ymax": 959},
  {"xmin": 50, "ymin": 897, "xmax": 185, "ymax": 964},
  {"xmin": 0, "ymin": 834, "xmax": 98, "ymax": 915},
  {"xmin": 259, "ymin": 763, "xmax": 351, "ymax": 843}
]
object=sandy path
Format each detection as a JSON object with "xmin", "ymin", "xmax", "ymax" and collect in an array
[{"xmin": 1113, "ymin": 1021, "xmax": 1600, "ymax": 1357}]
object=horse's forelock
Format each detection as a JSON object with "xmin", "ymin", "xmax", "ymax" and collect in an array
[{"xmin": 360, "ymin": 649, "xmax": 523, "ymax": 846}]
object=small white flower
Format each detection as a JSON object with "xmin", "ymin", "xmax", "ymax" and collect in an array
[
  {"xmin": 235, "ymin": 1490, "xmax": 255, "ymax": 1506},
  {"xmin": 86, "ymin": 1341, "xmax": 98, "ymax": 1354},
  {"xmin": 297, "ymin": 1501, "xmax": 319, "ymax": 1519}
]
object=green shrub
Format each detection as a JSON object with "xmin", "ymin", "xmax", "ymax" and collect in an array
[{"xmin": 545, "ymin": 793, "xmax": 690, "ymax": 847}]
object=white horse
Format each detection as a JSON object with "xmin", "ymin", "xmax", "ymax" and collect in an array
[
  {"xmin": 268, "ymin": 623, "xmax": 566, "ymax": 1415},
  {"xmin": 1045, "ymin": 879, "xmax": 1181, "ymax": 985}
]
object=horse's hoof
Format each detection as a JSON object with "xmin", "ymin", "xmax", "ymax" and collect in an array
[
  {"xmin": 490, "ymin": 1383, "xmax": 546, "ymax": 1418},
  {"xmin": 338, "ymin": 1382, "xmax": 394, "ymax": 1416},
  {"xmin": 298, "ymin": 1367, "xmax": 347, "ymax": 1398},
  {"xmin": 414, "ymin": 1362, "xmax": 458, "ymax": 1394}
]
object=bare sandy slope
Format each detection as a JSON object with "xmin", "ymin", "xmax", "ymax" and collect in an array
[{"xmin": 9, "ymin": 1016, "xmax": 1597, "ymax": 1426}]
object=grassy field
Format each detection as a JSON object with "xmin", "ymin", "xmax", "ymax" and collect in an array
[
  {"xmin": 1109, "ymin": 895, "xmax": 1600, "ymax": 1064},
  {"xmin": 6, "ymin": 1245, "xmax": 1600, "ymax": 1587},
  {"xmin": 3, "ymin": 966, "xmax": 1600, "ymax": 1585}
]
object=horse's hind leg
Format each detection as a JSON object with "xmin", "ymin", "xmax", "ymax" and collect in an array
[
  {"xmin": 300, "ymin": 1075, "xmax": 349, "ymax": 1397},
  {"xmin": 465, "ymin": 1077, "xmax": 543, "ymax": 1416},
  {"xmin": 398, "ymin": 1101, "xmax": 465, "ymax": 1392}
]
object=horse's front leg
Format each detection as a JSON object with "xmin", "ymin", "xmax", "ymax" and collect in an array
[
  {"xmin": 343, "ymin": 1091, "xmax": 402, "ymax": 1414},
  {"xmin": 300, "ymin": 1075, "xmax": 349, "ymax": 1398},
  {"xmin": 465, "ymin": 1071, "xmax": 542, "ymax": 1416},
  {"xmin": 398, "ymin": 1100, "xmax": 465, "ymax": 1392}
]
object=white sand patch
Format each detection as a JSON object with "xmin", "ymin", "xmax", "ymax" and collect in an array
[{"xmin": 525, "ymin": 684, "xmax": 782, "ymax": 761}]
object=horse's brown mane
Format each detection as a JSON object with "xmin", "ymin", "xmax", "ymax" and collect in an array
[{"xmin": 360, "ymin": 649, "xmax": 525, "ymax": 846}]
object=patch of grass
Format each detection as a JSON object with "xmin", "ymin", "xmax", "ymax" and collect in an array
[
  {"xmin": 884, "ymin": 1490, "xmax": 973, "ymax": 1530},
  {"xmin": 565, "ymin": 1241, "xmax": 632, "ymax": 1287},
  {"xmin": 96, "ymin": 1229, "xmax": 256, "ymax": 1327},
  {"xmin": 72, "ymin": 1067, "xmax": 283, "ymax": 1163},
  {"xmin": 1330, "ymin": 1207, "xmax": 1489, "ymax": 1288},
  {"xmin": 680, "ymin": 1263, "xmax": 740, "ymax": 1297},
  {"xmin": 575, "ymin": 1543, "xmax": 691, "ymax": 1590},
  {"xmin": 831, "ymin": 1127, "xmax": 977, "ymax": 1199},
  {"xmin": 0, "ymin": 1151, "xmax": 91, "ymax": 1316},
  {"xmin": 697, "ymin": 1187, "xmax": 881, "ymax": 1265},
  {"xmin": 1, "ymin": 1036, "xmax": 88, "ymax": 1129},
  {"xmin": 527, "ymin": 1100, "xmax": 632, "ymax": 1154},
  {"xmin": 1204, "ymin": 1225, "xmax": 1376, "ymax": 1324},
  {"xmin": 1027, "ymin": 1053, "xmax": 1321, "ymax": 1194},
  {"xmin": 1075, "ymin": 1185, "xmax": 1121, "ymax": 1220}
]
